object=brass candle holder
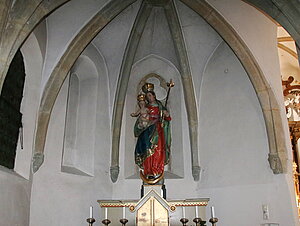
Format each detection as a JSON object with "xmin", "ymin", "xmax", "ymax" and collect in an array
[
  {"xmin": 120, "ymin": 218, "xmax": 128, "ymax": 225},
  {"xmin": 209, "ymin": 217, "xmax": 218, "ymax": 226},
  {"xmin": 193, "ymin": 217, "xmax": 206, "ymax": 226},
  {"xmin": 102, "ymin": 219, "xmax": 111, "ymax": 225},
  {"xmin": 180, "ymin": 218, "xmax": 189, "ymax": 226},
  {"xmin": 86, "ymin": 217, "xmax": 95, "ymax": 226}
]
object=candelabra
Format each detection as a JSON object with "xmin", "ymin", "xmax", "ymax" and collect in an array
[
  {"xmin": 86, "ymin": 217, "xmax": 95, "ymax": 226},
  {"xmin": 102, "ymin": 219, "xmax": 111, "ymax": 225},
  {"xmin": 120, "ymin": 218, "xmax": 128, "ymax": 225}
]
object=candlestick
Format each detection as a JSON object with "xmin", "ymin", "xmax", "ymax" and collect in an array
[
  {"xmin": 195, "ymin": 205, "xmax": 199, "ymax": 218},
  {"xmin": 123, "ymin": 206, "xmax": 126, "ymax": 219},
  {"xmin": 105, "ymin": 207, "xmax": 108, "ymax": 219},
  {"xmin": 102, "ymin": 219, "xmax": 111, "ymax": 226},
  {"xmin": 211, "ymin": 206, "xmax": 215, "ymax": 218},
  {"xmin": 209, "ymin": 217, "xmax": 218, "ymax": 226},
  {"xmin": 180, "ymin": 217, "xmax": 189, "ymax": 226},
  {"xmin": 89, "ymin": 206, "xmax": 93, "ymax": 218},
  {"xmin": 193, "ymin": 217, "xmax": 205, "ymax": 226},
  {"xmin": 86, "ymin": 217, "xmax": 95, "ymax": 226},
  {"xmin": 120, "ymin": 218, "xmax": 128, "ymax": 226}
]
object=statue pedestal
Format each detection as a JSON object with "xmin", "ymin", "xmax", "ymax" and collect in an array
[
  {"xmin": 142, "ymin": 184, "xmax": 166, "ymax": 198},
  {"xmin": 143, "ymin": 184, "xmax": 162, "ymax": 195}
]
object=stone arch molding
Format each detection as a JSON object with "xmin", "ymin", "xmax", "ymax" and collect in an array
[
  {"xmin": 31, "ymin": 0, "xmax": 139, "ymax": 173},
  {"xmin": 31, "ymin": 0, "xmax": 286, "ymax": 176},
  {"xmin": 0, "ymin": 0, "xmax": 71, "ymax": 92},
  {"xmin": 14, "ymin": 32, "xmax": 44, "ymax": 178},
  {"xmin": 179, "ymin": 0, "xmax": 287, "ymax": 174}
]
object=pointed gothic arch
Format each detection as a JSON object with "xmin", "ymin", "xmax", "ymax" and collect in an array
[
  {"xmin": 179, "ymin": 0, "xmax": 287, "ymax": 174},
  {"xmin": 31, "ymin": 0, "xmax": 139, "ymax": 172},
  {"xmin": 0, "ymin": 0, "xmax": 71, "ymax": 93}
]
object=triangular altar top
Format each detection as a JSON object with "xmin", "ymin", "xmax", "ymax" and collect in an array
[{"xmin": 131, "ymin": 189, "xmax": 173, "ymax": 213}]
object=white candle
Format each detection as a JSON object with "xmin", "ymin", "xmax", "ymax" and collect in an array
[
  {"xmin": 89, "ymin": 206, "xmax": 93, "ymax": 218},
  {"xmin": 105, "ymin": 207, "xmax": 108, "ymax": 219},
  {"xmin": 195, "ymin": 205, "xmax": 199, "ymax": 218},
  {"xmin": 123, "ymin": 206, "xmax": 126, "ymax": 219},
  {"xmin": 211, "ymin": 206, "xmax": 215, "ymax": 218},
  {"xmin": 182, "ymin": 206, "xmax": 186, "ymax": 218}
]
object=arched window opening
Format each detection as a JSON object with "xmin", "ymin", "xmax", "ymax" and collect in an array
[{"xmin": 0, "ymin": 50, "xmax": 25, "ymax": 169}]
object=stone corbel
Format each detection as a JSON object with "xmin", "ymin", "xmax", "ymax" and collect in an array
[
  {"xmin": 32, "ymin": 152, "xmax": 44, "ymax": 173},
  {"xmin": 192, "ymin": 165, "xmax": 201, "ymax": 181},
  {"xmin": 110, "ymin": 166, "xmax": 120, "ymax": 183},
  {"xmin": 268, "ymin": 153, "xmax": 283, "ymax": 174}
]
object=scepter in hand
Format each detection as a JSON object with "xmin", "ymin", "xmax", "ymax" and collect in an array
[
  {"xmin": 165, "ymin": 79, "xmax": 175, "ymax": 108},
  {"xmin": 160, "ymin": 79, "xmax": 174, "ymax": 127}
]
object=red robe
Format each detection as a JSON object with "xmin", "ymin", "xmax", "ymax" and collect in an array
[{"xmin": 142, "ymin": 104, "xmax": 171, "ymax": 177}]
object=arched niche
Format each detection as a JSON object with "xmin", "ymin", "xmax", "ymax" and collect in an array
[
  {"xmin": 199, "ymin": 41, "xmax": 270, "ymax": 187},
  {"xmin": 61, "ymin": 52, "xmax": 101, "ymax": 176},
  {"xmin": 124, "ymin": 54, "xmax": 184, "ymax": 179},
  {"xmin": 61, "ymin": 43, "xmax": 109, "ymax": 176}
]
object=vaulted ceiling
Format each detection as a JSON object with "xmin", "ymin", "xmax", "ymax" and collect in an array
[{"xmin": 1, "ymin": 0, "xmax": 299, "ymax": 182}]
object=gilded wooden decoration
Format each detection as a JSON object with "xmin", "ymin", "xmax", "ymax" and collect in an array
[{"xmin": 137, "ymin": 196, "xmax": 168, "ymax": 226}]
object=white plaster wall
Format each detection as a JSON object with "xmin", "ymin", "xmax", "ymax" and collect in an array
[
  {"xmin": 92, "ymin": 1, "xmax": 141, "ymax": 115},
  {"xmin": 0, "ymin": 168, "xmax": 31, "ymax": 226},
  {"xmin": 164, "ymin": 41, "xmax": 296, "ymax": 226},
  {"xmin": 206, "ymin": 0, "xmax": 285, "ymax": 122},
  {"xmin": 199, "ymin": 42, "xmax": 270, "ymax": 188},
  {"xmin": 42, "ymin": 0, "xmax": 110, "ymax": 88},
  {"xmin": 134, "ymin": 7, "xmax": 179, "ymax": 69},
  {"xmin": 30, "ymin": 44, "xmax": 112, "ymax": 226},
  {"xmin": 175, "ymin": 0, "xmax": 222, "ymax": 100},
  {"xmin": 205, "ymin": 1, "xmax": 293, "ymax": 165},
  {"xmin": 202, "ymin": 1, "xmax": 298, "ymax": 224},
  {"xmin": 32, "ymin": 20, "xmax": 47, "ymax": 61}
]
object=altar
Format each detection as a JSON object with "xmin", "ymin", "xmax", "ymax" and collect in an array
[{"xmin": 97, "ymin": 186, "xmax": 210, "ymax": 226}]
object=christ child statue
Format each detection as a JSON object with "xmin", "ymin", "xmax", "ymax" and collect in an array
[{"xmin": 130, "ymin": 94, "xmax": 149, "ymax": 129}]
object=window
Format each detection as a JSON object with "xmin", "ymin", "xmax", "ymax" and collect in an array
[{"xmin": 0, "ymin": 50, "xmax": 25, "ymax": 169}]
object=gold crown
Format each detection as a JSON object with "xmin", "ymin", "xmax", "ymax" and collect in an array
[
  {"xmin": 137, "ymin": 94, "xmax": 146, "ymax": 101},
  {"xmin": 142, "ymin": 83, "xmax": 154, "ymax": 93}
]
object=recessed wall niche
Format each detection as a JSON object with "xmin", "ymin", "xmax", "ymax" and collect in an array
[
  {"xmin": 124, "ymin": 55, "xmax": 184, "ymax": 179},
  {"xmin": 61, "ymin": 56, "xmax": 99, "ymax": 176}
]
